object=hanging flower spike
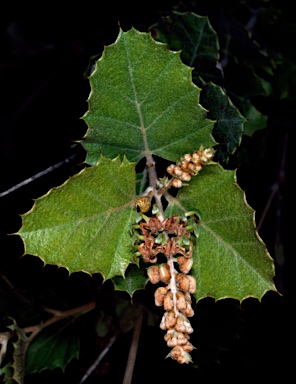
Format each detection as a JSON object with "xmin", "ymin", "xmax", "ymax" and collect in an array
[{"xmin": 135, "ymin": 212, "xmax": 197, "ymax": 363}]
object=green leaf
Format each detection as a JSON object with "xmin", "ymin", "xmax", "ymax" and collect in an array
[
  {"xmin": 112, "ymin": 264, "xmax": 148, "ymax": 297},
  {"xmin": 151, "ymin": 13, "xmax": 245, "ymax": 161},
  {"xmin": 18, "ymin": 156, "xmax": 137, "ymax": 279},
  {"xmin": 165, "ymin": 163, "xmax": 276, "ymax": 302},
  {"xmin": 25, "ymin": 318, "xmax": 80, "ymax": 374},
  {"xmin": 199, "ymin": 81, "xmax": 245, "ymax": 162},
  {"xmin": 150, "ymin": 11, "xmax": 221, "ymax": 83},
  {"xmin": 239, "ymin": 101, "xmax": 267, "ymax": 137},
  {"xmin": 82, "ymin": 28, "xmax": 215, "ymax": 165}
]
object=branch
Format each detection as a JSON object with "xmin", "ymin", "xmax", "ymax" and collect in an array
[{"xmin": 122, "ymin": 310, "xmax": 144, "ymax": 384}]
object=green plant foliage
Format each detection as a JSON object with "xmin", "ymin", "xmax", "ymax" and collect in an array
[
  {"xmin": 25, "ymin": 318, "xmax": 80, "ymax": 374},
  {"xmin": 150, "ymin": 12, "xmax": 245, "ymax": 161},
  {"xmin": 165, "ymin": 163, "xmax": 276, "ymax": 302},
  {"xmin": 112, "ymin": 264, "xmax": 148, "ymax": 297},
  {"xmin": 82, "ymin": 27, "xmax": 215, "ymax": 165},
  {"xmin": 150, "ymin": 11, "xmax": 220, "ymax": 83},
  {"xmin": 19, "ymin": 156, "xmax": 137, "ymax": 279},
  {"xmin": 151, "ymin": 10, "xmax": 271, "ymax": 138},
  {"xmin": 199, "ymin": 81, "xmax": 245, "ymax": 162}
]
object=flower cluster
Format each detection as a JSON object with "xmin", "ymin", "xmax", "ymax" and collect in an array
[
  {"xmin": 167, "ymin": 147, "xmax": 215, "ymax": 188},
  {"xmin": 135, "ymin": 215, "xmax": 196, "ymax": 363}
]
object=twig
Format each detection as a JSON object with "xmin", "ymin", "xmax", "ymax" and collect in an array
[
  {"xmin": 257, "ymin": 132, "xmax": 288, "ymax": 232},
  {"xmin": 0, "ymin": 153, "xmax": 79, "ymax": 197},
  {"xmin": 122, "ymin": 310, "xmax": 144, "ymax": 384},
  {"xmin": 23, "ymin": 301, "xmax": 96, "ymax": 341},
  {"xmin": 78, "ymin": 335, "xmax": 116, "ymax": 384}
]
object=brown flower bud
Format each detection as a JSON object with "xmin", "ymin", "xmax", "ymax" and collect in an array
[
  {"xmin": 159, "ymin": 263, "xmax": 171, "ymax": 284},
  {"xmin": 165, "ymin": 329, "xmax": 190, "ymax": 347},
  {"xmin": 175, "ymin": 314, "xmax": 193, "ymax": 334},
  {"xmin": 183, "ymin": 302, "xmax": 194, "ymax": 317},
  {"xmin": 183, "ymin": 153, "xmax": 192, "ymax": 162},
  {"xmin": 169, "ymin": 346, "xmax": 192, "ymax": 364},
  {"xmin": 180, "ymin": 172, "xmax": 191, "ymax": 182},
  {"xmin": 177, "ymin": 256, "xmax": 193, "ymax": 274},
  {"xmin": 176, "ymin": 273, "xmax": 196, "ymax": 293},
  {"xmin": 160, "ymin": 310, "xmax": 177, "ymax": 330},
  {"xmin": 154, "ymin": 287, "xmax": 168, "ymax": 306},
  {"xmin": 180, "ymin": 160, "xmax": 189, "ymax": 170},
  {"xmin": 147, "ymin": 265, "xmax": 160, "ymax": 284},
  {"xmin": 173, "ymin": 166, "xmax": 183, "ymax": 176},
  {"xmin": 182, "ymin": 342, "xmax": 194, "ymax": 353},
  {"xmin": 136, "ymin": 195, "xmax": 152, "ymax": 213},
  {"xmin": 163, "ymin": 291, "xmax": 174, "ymax": 311},
  {"xmin": 172, "ymin": 178, "xmax": 183, "ymax": 188},
  {"xmin": 167, "ymin": 164, "xmax": 175, "ymax": 175},
  {"xmin": 176, "ymin": 291, "xmax": 187, "ymax": 311}
]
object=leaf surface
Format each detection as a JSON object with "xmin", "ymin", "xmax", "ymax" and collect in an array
[
  {"xmin": 112, "ymin": 264, "xmax": 148, "ymax": 297},
  {"xmin": 25, "ymin": 318, "xmax": 79, "ymax": 373},
  {"xmin": 165, "ymin": 163, "xmax": 276, "ymax": 302},
  {"xmin": 82, "ymin": 28, "xmax": 215, "ymax": 165},
  {"xmin": 19, "ymin": 156, "xmax": 137, "ymax": 279},
  {"xmin": 151, "ymin": 12, "xmax": 245, "ymax": 161}
]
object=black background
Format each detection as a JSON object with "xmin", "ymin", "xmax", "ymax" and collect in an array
[{"xmin": 1, "ymin": 1, "xmax": 295, "ymax": 383}]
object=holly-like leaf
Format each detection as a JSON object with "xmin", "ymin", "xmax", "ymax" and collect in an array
[
  {"xmin": 199, "ymin": 81, "xmax": 245, "ymax": 162},
  {"xmin": 150, "ymin": 11, "xmax": 221, "ymax": 84},
  {"xmin": 25, "ymin": 318, "xmax": 79, "ymax": 374},
  {"xmin": 18, "ymin": 156, "xmax": 137, "ymax": 279},
  {"xmin": 82, "ymin": 28, "xmax": 215, "ymax": 165},
  {"xmin": 151, "ymin": 13, "xmax": 245, "ymax": 161},
  {"xmin": 165, "ymin": 163, "xmax": 276, "ymax": 302},
  {"xmin": 112, "ymin": 264, "xmax": 148, "ymax": 297}
]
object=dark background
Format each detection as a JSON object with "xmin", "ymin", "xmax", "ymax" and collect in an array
[{"xmin": 1, "ymin": 1, "xmax": 295, "ymax": 383}]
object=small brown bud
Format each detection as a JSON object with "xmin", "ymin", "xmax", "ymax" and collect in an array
[
  {"xmin": 136, "ymin": 195, "xmax": 152, "ymax": 213},
  {"xmin": 192, "ymin": 151, "xmax": 202, "ymax": 164},
  {"xmin": 154, "ymin": 287, "xmax": 168, "ymax": 306},
  {"xmin": 165, "ymin": 330, "xmax": 190, "ymax": 347},
  {"xmin": 160, "ymin": 310, "xmax": 177, "ymax": 330},
  {"xmin": 175, "ymin": 314, "xmax": 193, "ymax": 334},
  {"xmin": 180, "ymin": 172, "xmax": 191, "ymax": 182},
  {"xmin": 177, "ymin": 256, "xmax": 193, "ymax": 274},
  {"xmin": 172, "ymin": 178, "xmax": 183, "ymax": 188},
  {"xmin": 180, "ymin": 160, "xmax": 189, "ymax": 170},
  {"xmin": 183, "ymin": 302, "xmax": 194, "ymax": 317},
  {"xmin": 183, "ymin": 153, "xmax": 192, "ymax": 162},
  {"xmin": 176, "ymin": 273, "xmax": 196, "ymax": 293},
  {"xmin": 169, "ymin": 346, "xmax": 192, "ymax": 364},
  {"xmin": 163, "ymin": 291, "xmax": 174, "ymax": 311},
  {"xmin": 176, "ymin": 291, "xmax": 187, "ymax": 311},
  {"xmin": 159, "ymin": 263, "xmax": 171, "ymax": 284},
  {"xmin": 147, "ymin": 265, "xmax": 160, "ymax": 284},
  {"xmin": 173, "ymin": 166, "xmax": 183, "ymax": 176},
  {"xmin": 167, "ymin": 164, "xmax": 175, "ymax": 175},
  {"xmin": 182, "ymin": 342, "xmax": 194, "ymax": 353}
]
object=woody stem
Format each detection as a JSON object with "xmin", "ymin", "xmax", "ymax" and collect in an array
[{"xmin": 146, "ymin": 154, "xmax": 165, "ymax": 220}]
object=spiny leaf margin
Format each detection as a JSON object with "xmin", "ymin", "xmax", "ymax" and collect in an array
[
  {"xmin": 18, "ymin": 155, "xmax": 137, "ymax": 280},
  {"xmin": 165, "ymin": 163, "xmax": 276, "ymax": 302},
  {"xmin": 82, "ymin": 27, "xmax": 216, "ymax": 165}
]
